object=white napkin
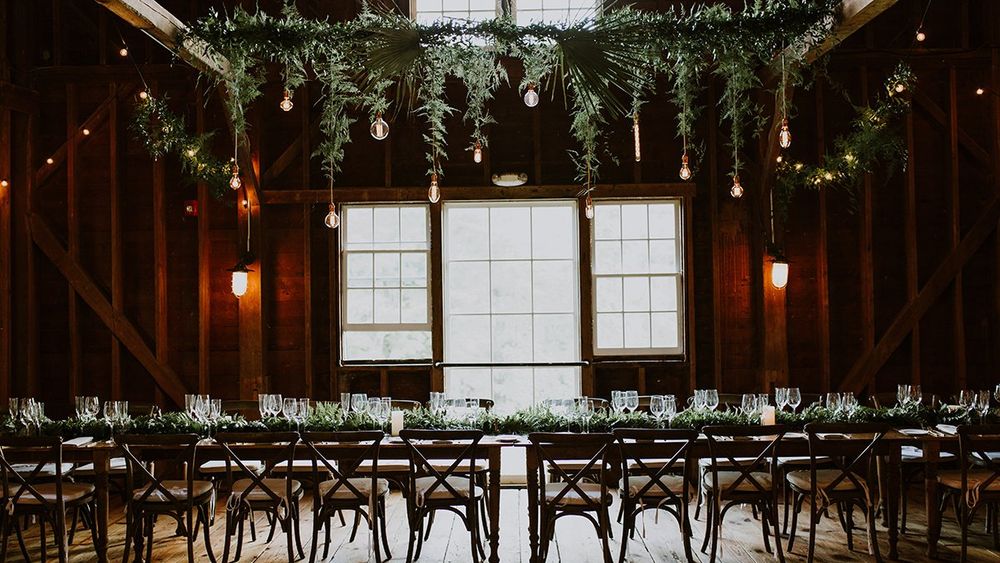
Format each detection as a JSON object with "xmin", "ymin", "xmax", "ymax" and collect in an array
[
  {"xmin": 64, "ymin": 436, "xmax": 94, "ymax": 447},
  {"xmin": 936, "ymin": 424, "xmax": 958, "ymax": 435}
]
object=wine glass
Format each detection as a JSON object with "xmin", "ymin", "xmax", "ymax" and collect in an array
[
  {"xmin": 577, "ymin": 398, "xmax": 594, "ymax": 433},
  {"xmin": 705, "ymin": 389, "xmax": 719, "ymax": 411},
  {"xmin": 741, "ymin": 394, "xmax": 755, "ymax": 416},
  {"xmin": 909, "ymin": 385, "xmax": 923, "ymax": 406},
  {"xmin": 826, "ymin": 392, "xmax": 841, "ymax": 413},
  {"xmin": 351, "ymin": 393, "xmax": 369, "ymax": 415},
  {"xmin": 283, "ymin": 397, "xmax": 298, "ymax": 421},
  {"xmin": 775, "ymin": 388, "xmax": 788, "ymax": 412},
  {"xmin": 694, "ymin": 389, "xmax": 708, "ymax": 411},
  {"xmin": 650, "ymin": 395, "xmax": 665, "ymax": 427},
  {"xmin": 258, "ymin": 394, "xmax": 269, "ymax": 419},
  {"xmin": 787, "ymin": 388, "xmax": 802, "ymax": 412},
  {"xmin": 185, "ymin": 394, "xmax": 198, "ymax": 420},
  {"xmin": 625, "ymin": 391, "xmax": 639, "ymax": 414},
  {"xmin": 841, "ymin": 392, "xmax": 857, "ymax": 413},
  {"xmin": 87, "ymin": 397, "xmax": 100, "ymax": 420},
  {"xmin": 994, "ymin": 384, "xmax": 1000, "ymax": 404},
  {"xmin": 341, "ymin": 392, "xmax": 352, "ymax": 412},
  {"xmin": 977, "ymin": 390, "xmax": 992, "ymax": 420},
  {"xmin": 611, "ymin": 391, "xmax": 625, "ymax": 415},
  {"xmin": 897, "ymin": 384, "xmax": 911, "ymax": 407},
  {"xmin": 959, "ymin": 390, "xmax": 976, "ymax": 414},
  {"xmin": 663, "ymin": 395, "xmax": 677, "ymax": 426}
]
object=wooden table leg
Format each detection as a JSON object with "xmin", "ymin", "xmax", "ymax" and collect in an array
[
  {"xmin": 93, "ymin": 449, "xmax": 111, "ymax": 563},
  {"xmin": 488, "ymin": 449, "xmax": 501, "ymax": 563},
  {"xmin": 886, "ymin": 445, "xmax": 900, "ymax": 559},
  {"xmin": 924, "ymin": 440, "xmax": 942, "ymax": 558},
  {"xmin": 525, "ymin": 446, "xmax": 539, "ymax": 563}
]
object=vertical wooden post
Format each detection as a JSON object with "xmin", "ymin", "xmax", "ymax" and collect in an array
[
  {"xmin": 905, "ymin": 107, "xmax": 921, "ymax": 387},
  {"xmin": 301, "ymin": 88, "xmax": 313, "ymax": 399},
  {"xmin": 238, "ymin": 118, "xmax": 265, "ymax": 399},
  {"xmin": 532, "ymin": 108, "xmax": 542, "ymax": 184},
  {"xmin": 430, "ymin": 202, "xmax": 444, "ymax": 393},
  {"xmin": 948, "ymin": 66, "xmax": 967, "ymax": 389},
  {"xmin": 859, "ymin": 67, "xmax": 876, "ymax": 393},
  {"xmin": 328, "ymin": 225, "xmax": 340, "ymax": 398},
  {"xmin": 152, "ymin": 83, "xmax": 167, "ymax": 406},
  {"xmin": 26, "ymin": 112, "xmax": 37, "ymax": 397},
  {"xmin": 992, "ymin": 48, "xmax": 1000, "ymax": 380},
  {"xmin": 708, "ymin": 82, "xmax": 723, "ymax": 390},
  {"xmin": 579, "ymin": 199, "xmax": 594, "ymax": 397},
  {"xmin": 816, "ymin": 84, "xmax": 831, "ymax": 393},
  {"xmin": 66, "ymin": 83, "xmax": 81, "ymax": 403},
  {"xmin": 110, "ymin": 83, "xmax": 123, "ymax": 399},
  {"xmin": 0, "ymin": 108, "xmax": 10, "ymax": 401}
]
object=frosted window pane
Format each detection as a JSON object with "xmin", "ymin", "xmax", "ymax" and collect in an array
[
  {"xmin": 594, "ymin": 204, "xmax": 620, "ymax": 240},
  {"xmin": 346, "ymin": 289, "xmax": 373, "ymax": 323},
  {"xmin": 621, "ymin": 240, "xmax": 649, "ymax": 274},
  {"xmin": 445, "ymin": 368, "xmax": 492, "ymax": 400},
  {"xmin": 442, "ymin": 0, "xmax": 466, "ymax": 11},
  {"xmin": 490, "ymin": 207, "xmax": 532, "ymax": 259},
  {"xmin": 596, "ymin": 313, "xmax": 624, "ymax": 349},
  {"xmin": 532, "ymin": 261, "xmax": 575, "ymax": 314},
  {"xmin": 649, "ymin": 239, "xmax": 677, "ymax": 274},
  {"xmin": 648, "ymin": 203, "xmax": 676, "ymax": 239},
  {"xmin": 491, "ymin": 261, "xmax": 532, "ymax": 313},
  {"xmin": 400, "ymin": 207, "xmax": 428, "ymax": 242},
  {"xmin": 374, "ymin": 289, "xmax": 400, "ymax": 324},
  {"xmin": 346, "ymin": 253, "xmax": 373, "ymax": 288},
  {"xmin": 620, "ymin": 205, "xmax": 648, "ymax": 239},
  {"xmin": 448, "ymin": 261, "xmax": 490, "ymax": 314},
  {"xmin": 401, "ymin": 254, "xmax": 427, "ymax": 287},
  {"xmin": 534, "ymin": 368, "xmax": 580, "ymax": 402},
  {"xmin": 595, "ymin": 277, "xmax": 623, "ymax": 312},
  {"xmin": 519, "ymin": 0, "xmax": 542, "ymax": 9},
  {"xmin": 401, "ymin": 288, "xmax": 428, "ymax": 324},
  {"xmin": 448, "ymin": 207, "xmax": 490, "ymax": 260},
  {"xmin": 624, "ymin": 313, "xmax": 651, "ymax": 348},
  {"xmin": 623, "ymin": 277, "xmax": 650, "ymax": 312},
  {"xmin": 374, "ymin": 253, "xmax": 400, "ymax": 287},
  {"xmin": 448, "ymin": 315, "xmax": 491, "ymax": 362},
  {"xmin": 342, "ymin": 331, "xmax": 431, "ymax": 360},
  {"xmin": 650, "ymin": 276, "xmax": 678, "ymax": 311},
  {"xmin": 416, "ymin": 0, "xmax": 440, "ymax": 10},
  {"xmin": 491, "ymin": 315, "xmax": 533, "ymax": 362},
  {"xmin": 491, "ymin": 369, "xmax": 534, "ymax": 412},
  {"xmin": 532, "ymin": 206, "xmax": 575, "ymax": 259},
  {"xmin": 346, "ymin": 208, "xmax": 373, "ymax": 244},
  {"xmin": 651, "ymin": 312, "xmax": 680, "ymax": 349},
  {"xmin": 594, "ymin": 241, "xmax": 621, "ymax": 274},
  {"xmin": 533, "ymin": 314, "xmax": 576, "ymax": 362},
  {"xmin": 373, "ymin": 208, "xmax": 399, "ymax": 243}
]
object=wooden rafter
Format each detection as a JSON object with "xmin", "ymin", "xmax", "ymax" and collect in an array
[{"xmin": 802, "ymin": 0, "xmax": 900, "ymax": 64}]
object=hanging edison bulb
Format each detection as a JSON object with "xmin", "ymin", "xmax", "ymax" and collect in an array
[
  {"xmin": 279, "ymin": 90, "xmax": 294, "ymax": 112},
  {"xmin": 428, "ymin": 173, "xmax": 441, "ymax": 203},
  {"xmin": 633, "ymin": 113, "xmax": 641, "ymax": 162},
  {"xmin": 229, "ymin": 163, "xmax": 242, "ymax": 190},
  {"xmin": 915, "ymin": 29, "xmax": 926, "ymax": 42},
  {"xmin": 324, "ymin": 203, "xmax": 340, "ymax": 229},
  {"xmin": 730, "ymin": 175, "xmax": 744, "ymax": 199},
  {"xmin": 473, "ymin": 141, "xmax": 483, "ymax": 164},
  {"xmin": 584, "ymin": 194, "xmax": 595, "ymax": 220},
  {"xmin": 778, "ymin": 118, "xmax": 792, "ymax": 149},
  {"xmin": 679, "ymin": 154, "xmax": 692, "ymax": 181},
  {"xmin": 370, "ymin": 112, "xmax": 389, "ymax": 140},
  {"xmin": 523, "ymin": 84, "xmax": 539, "ymax": 108}
]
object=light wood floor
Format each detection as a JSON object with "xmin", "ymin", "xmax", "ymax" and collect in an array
[{"xmin": 4, "ymin": 487, "xmax": 1000, "ymax": 562}]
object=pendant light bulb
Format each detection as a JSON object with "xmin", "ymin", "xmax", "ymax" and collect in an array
[
  {"xmin": 473, "ymin": 142, "xmax": 483, "ymax": 164},
  {"xmin": 679, "ymin": 153, "xmax": 692, "ymax": 181},
  {"xmin": 370, "ymin": 113, "xmax": 389, "ymax": 141},
  {"xmin": 778, "ymin": 118, "xmax": 792, "ymax": 149},
  {"xmin": 523, "ymin": 84, "xmax": 539, "ymax": 108},
  {"xmin": 428, "ymin": 173, "xmax": 441, "ymax": 204},
  {"xmin": 324, "ymin": 203, "xmax": 340, "ymax": 229},
  {"xmin": 730, "ymin": 175, "xmax": 744, "ymax": 199},
  {"xmin": 916, "ymin": 29, "xmax": 926, "ymax": 42},
  {"xmin": 584, "ymin": 194, "xmax": 595, "ymax": 220},
  {"xmin": 229, "ymin": 164, "xmax": 242, "ymax": 191},
  {"xmin": 633, "ymin": 113, "xmax": 641, "ymax": 162},
  {"xmin": 231, "ymin": 269, "xmax": 248, "ymax": 298},
  {"xmin": 279, "ymin": 91, "xmax": 294, "ymax": 112}
]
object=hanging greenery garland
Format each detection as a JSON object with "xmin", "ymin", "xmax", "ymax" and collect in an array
[
  {"xmin": 773, "ymin": 63, "xmax": 915, "ymax": 220},
  {"xmin": 172, "ymin": 1, "xmax": 839, "ymax": 190}
]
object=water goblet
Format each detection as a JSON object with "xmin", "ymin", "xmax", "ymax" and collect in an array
[
  {"xmin": 351, "ymin": 394, "xmax": 369, "ymax": 415},
  {"xmin": 341, "ymin": 392, "xmax": 352, "ymax": 412},
  {"xmin": 649, "ymin": 395, "xmax": 666, "ymax": 428},
  {"xmin": 663, "ymin": 395, "xmax": 677, "ymax": 426},
  {"xmin": 625, "ymin": 391, "xmax": 639, "ymax": 414},
  {"xmin": 897, "ymin": 384, "xmax": 911, "ymax": 407},
  {"xmin": 787, "ymin": 388, "xmax": 802, "ymax": 412},
  {"xmin": 741, "ymin": 394, "xmax": 756, "ymax": 416},
  {"xmin": 611, "ymin": 391, "xmax": 625, "ymax": 415},
  {"xmin": 775, "ymin": 388, "xmax": 788, "ymax": 412},
  {"xmin": 705, "ymin": 389, "xmax": 720, "ymax": 411},
  {"xmin": 826, "ymin": 392, "xmax": 841, "ymax": 413},
  {"xmin": 909, "ymin": 385, "xmax": 922, "ymax": 407}
]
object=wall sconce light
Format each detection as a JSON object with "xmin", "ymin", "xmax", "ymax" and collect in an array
[
  {"xmin": 229, "ymin": 254, "xmax": 254, "ymax": 298},
  {"xmin": 770, "ymin": 256, "xmax": 789, "ymax": 289}
]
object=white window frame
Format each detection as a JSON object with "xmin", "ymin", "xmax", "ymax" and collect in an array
[
  {"xmin": 591, "ymin": 198, "xmax": 686, "ymax": 357},
  {"xmin": 410, "ymin": 0, "xmax": 602, "ymax": 23},
  {"xmin": 340, "ymin": 204, "xmax": 433, "ymax": 362}
]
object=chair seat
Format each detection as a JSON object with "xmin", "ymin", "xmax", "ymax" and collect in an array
[
  {"xmin": 318, "ymin": 478, "xmax": 389, "ymax": 501},
  {"xmin": 74, "ymin": 457, "xmax": 127, "ymax": 475},
  {"xmin": 787, "ymin": 469, "xmax": 864, "ymax": 492},
  {"xmin": 543, "ymin": 482, "xmax": 612, "ymax": 506},
  {"xmin": 776, "ymin": 456, "xmax": 831, "ymax": 467},
  {"xmin": 4, "ymin": 482, "xmax": 95, "ymax": 504},
  {"xmin": 198, "ymin": 460, "xmax": 264, "ymax": 474},
  {"xmin": 132, "ymin": 480, "xmax": 214, "ymax": 503},
  {"xmin": 620, "ymin": 475, "xmax": 685, "ymax": 498},
  {"xmin": 231, "ymin": 478, "xmax": 303, "ymax": 502},
  {"xmin": 704, "ymin": 471, "xmax": 773, "ymax": 493},
  {"xmin": 937, "ymin": 470, "xmax": 1000, "ymax": 493},
  {"xmin": 9, "ymin": 463, "xmax": 75, "ymax": 477},
  {"xmin": 414, "ymin": 476, "xmax": 483, "ymax": 505},
  {"xmin": 901, "ymin": 447, "xmax": 956, "ymax": 463}
]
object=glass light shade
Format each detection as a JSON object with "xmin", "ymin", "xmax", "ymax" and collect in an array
[
  {"xmin": 370, "ymin": 114, "xmax": 389, "ymax": 140},
  {"xmin": 473, "ymin": 143, "xmax": 483, "ymax": 163},
  {"xmin": 324, "ymin": 204, "xmax": 340, "ymax": 229},
  {"xmin": 428, "ymin": 175, "xmax": 441, "ymax": 203},
  {"xmin": 778, "ymin": 119, "xmax": 792, "ymax": 149},
  {"xmin": 771, "ymin": 260, "xmax": 789, "ymax": 289},
  {"xmin": 229, "ymin": 173, "xmax": 242, "ymax": 190},
  {"xmin": 231, "ymin": 270, "xmax": 249, "ymax": 298},
  {"xmin": 279, "ymin": 91, "xmax": 293, "ymax": 112},
  {"xmin": 523, "ymin": 85, "xmax": 539, "ymax": 108},
  {"xmin": 584, "ymin": 195, "xmax": 595, "ymax": 220},
  {"xmin": 679, "ymin": 154, "xmax": 692, "ymax": 180},
  {"xmin": 633, "ymin": 114, "xmax": 641, "ymax": 162},
  {"xmin": 730, "ymin": 175, "xmax": 744, "ymax": 199}
]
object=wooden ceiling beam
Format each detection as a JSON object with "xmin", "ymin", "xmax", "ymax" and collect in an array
[{"xmin": 802, "ymin": 0, "xmax": 900, "ymax": 63}]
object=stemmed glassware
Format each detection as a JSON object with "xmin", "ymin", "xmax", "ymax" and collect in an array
[
  {"xmin": 909, "ymin": 385, "xmax": 922, "ymax": 406},
  {"xmin": 787, "ymin": 388, "xmax": 801, "ymax": 412},
  {"xmin": 625, "ymin": 391, "xmax": 639, "ymax": 415},
  {"xmin": 959, "ymin": 390, "xmax": 977, "ymax": 417},
  {"xmin": 650, "ymin": 395, "xmax": 666, "ymax": 428},
  {"xmin": 840, "ymin": 392, "xmax": 857, "ymax": 414},
  {"xmin": 826, "ymin": 392, "xmax": 842, "ymax": 414},
  {"xmin": 976, "ymin": 390, "xmax": 992, "ymax": 421},
  {"xmin": 775, "ymin": 388, "xmax": 789, "ymax": 412},
  {"xmin": 705, "ymin": 389, "xmax": 719, "ymax": 411},
  {"xmin": 994, "ymin": 384, "xmax": 1000, "ymax": 405},
  {"xmin": 575, "ymin": 398, "xmax": 595, "ymax": 433},
  {"xmin": 341, "ymin": 392, "xmax": 352, "ymax": 412},
  {"xmin": 429, "ymin": 392, "xmax": 445, "ymax": 416},
  {"xmin": 351, "ymin": 394, "xmax": 369, "ymax": 417},
  {"xmin": 897, "ymin": 384, "xmax": 911, "ymax": 407},
  {"xmin": 611, "ymin": 391, "xmax": 625, "ymax": 415},
  {"xmin": 693, "ymin": 390, "xmax": 708, "ymax": 411}
]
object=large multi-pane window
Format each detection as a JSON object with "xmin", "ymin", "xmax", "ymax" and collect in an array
[
  {"xmin": 341, "ymin": 205, "xmax": 432, "ymax": 361},
  {"xmin": 592, "ymin": 200, "xmax": 684, "ymax": 355},
  {"xmin": 412, "ymin": 0, "xmax": 600, "ymax": 24},
  {"xmin": 443, "ymin": 201, "xmax": 581, "ymax": 412}
]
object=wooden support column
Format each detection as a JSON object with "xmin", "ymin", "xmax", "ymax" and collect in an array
[
  {"xmin": 328, "ymin": 225, "xmax": 340, "ymax": 398},
  {"xmin": 708, "ymin": 82, "xmax": 723, "ymax": 390},
  {"xmin": 302, "ymin": 87, "xmax": 313, "ymax": 398},
  {"xmin": 109, "ymin": 83, "xmax": 123, "ymax": 399},
  {"xmin": 949, "ymin": 66, "xmax": 967, "ymax": 389},
  {"xmin": 66, "ymin": 83, "xmax": 81, "ymax": 403},
  {"xmin": 816, "ymin": 85, "xmax": 832, "ymax": 393},
  {"xmin": 579, "ymin": 199, "xmax": 594, "ymax": 397},
  {"xmin": 430, "ymin": 202, "xmax": 444, "ymax": 393},
  {"xmin": 196, "ymin": 89, "xmax": 209, "ymax": 395},
  {"xmin": 905, "ymin": 108, "xmax": 921, "ymax": 387},
  {"xmin": 0, "ymin": 107, "xmax": 10, "ymax": 401},
  {"xmin": 859, "ymin": 68, "xmax": 876, "ymax": 393},
  {"xmin": 238, "ymin": 117, "xmax": 265, "ymax": 399},
  {"xmin": 993, "ymin": 48, "xmax": 1000, "ymax": 379},
  {"xmin": 152, "ymin": 84, "xmax": 167, "ymax": 406}
]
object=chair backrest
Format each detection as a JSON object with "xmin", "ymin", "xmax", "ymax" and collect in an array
[
  {"xmin": 390, "ymin": 400, "xmax": 422, "ymax": 411},
  {"xmin": 703, "ymin": 425, "xmax": 787, "ymax": 498},
  {"xmin": 803, "ymin": 423, "xmax": 889, "ymax": 502},
  {"xmin": 958, "ymin": 425, "xmax": 1000, "ymax": 504},
  {"xmin": 0, "ymin": 436, "xmax": 65, "ymax": 508},
  {"xmin": 302, "ymin": 431, "xmax": 383, "ymax": 504},
  {"xmin": 400, "ymin": 429, "xmax": 483, "ymax": 504},
  {"xmin": 529, "ymin": 432, "xmax": 614, "ymax": 510},
  {"xmin": 613, "ymin": 428, "xmax": 695, "ymax": 502},
  {"xmin": 117, "ymin": 434, "xmax": 201, "ymax": 508},
  {"xmin": 214, "ymin": 432, "xmax": 300, "ymax": 508}
]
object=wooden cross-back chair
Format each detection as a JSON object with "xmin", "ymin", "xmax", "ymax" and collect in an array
[
  {"xmin": 214, "ymin": 431, "xmax": 304, "ymax": 563},
  {"xmin": 702, "ymin": 425, "xmax": 787, "ymax": 563},
  {"xmin": 785, "ymin": 423, "xmax": 889, "ymax": 563},
  {"xmin": 937, "ymin": 425, "xmax": 1000, "ymax": 562},
  {"xmin": 0, "ymin": 436, "xmax": 98, "ymax": 563},
  {"xmin": 400, "ymin": 429, "xmax": 486, "ymax": 563},
  {"xmin": 529, "ymin": 432, "xmax": 615, "ymax": 563},
  {"xmin": 302, "ymin": 431, "xmax": 391, "ymax": 563},
  {"xmin": 613, "ymin": 428, "xmax": 696, "ymax": 563},
  {"xmin": 117, "ymin": 433, "xmax": 216, "ymax": 563}
]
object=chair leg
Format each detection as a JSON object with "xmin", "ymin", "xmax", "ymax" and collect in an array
[
  {"xmin": 414, "ymin": 509, "xmax": 427, "ymax": 560},
  {"xmin": 222, "ymin": 509, "xmax": 234, "ymax": 563},
  {"xmin": 285, "ymin": 515, "xmax": 296, "ymax": 563},
  {"xmin": 423, "ymin": 510, "xmax": 434, "ymax": 541},
  {"xmin": 700, "ymin": 495, "xmax": 713, "ymax": 554},
  {"xmin": 379, "ymin": 498, "xmax": 392, "ymax": 559},
  {"xmin": 144, "ymin": 515, "xmax": 154, "ymax": 563},
  {"xmin": 309, "ymin": 508, "xmax": 322, "ymax": 563},
  {"xmin": 68, "ymin": 507, "xmax": 79, "ymax": 546},
  {"xmin": 40, "ymin": 514, "xmax": 48, "ymax": 563},
  {"xmin": 867, "ymin": 501, "xmax": 882, "ymax": 563},
  {"xmin": 0, "ymin": 512, "xmax": 10, "ymax": 563},
  {"xmin": 960, "ymin": 506, "xmax": 969, "ymax": 563},
  {"xmin": 770, "ymin": 501, "xmax": 785, "ymax": 563},
  {"xmin": 760, "ymin": 502, "xmax": 772, "ymax": 554},
  {"xmin": 186, "ymin": 509, "xmax": 196, "ymax": 563},
  {"xmin": 681, "ymin": 500, "xmax": 695, "ymax": 563},
  {"xmin": 14, "ymin": 518, "xmax": 31, "ymax": 563},
  {"xmin": 806, "ymin": 501, "xmax": 818, "ymax": 563},
  {"xmin": 350, "ymin": 509, "xmax": 362, "ymax": 542},
  {"xmin": 294, "ymin": 502, "xmax": 305, "ymax": 559},
  {"xmin": 709, "ymin": 498, "xmax": 722, "ymax": 563},
  {"xmin": 55, "ymin": 508, "xmax": 68, "ymax": 563},
  {"xmin": 845, "ymin": 502, "xmax": 855, "ymax": 552},
  {"xmin": 618, "ymin": 505, "xmax": 632, "ymax": 563},
  {"xmin": 323, "ymin": 516, "xmax": 332, "ymax": 559},
  {"xmin": 787, "ymin": 493, "xmax": 804, "ymax": 552}
]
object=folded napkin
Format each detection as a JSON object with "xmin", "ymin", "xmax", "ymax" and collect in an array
[
  {"xmin": 936, "ymin": 424, "xmax": 958, "ymax": 435},
  {"xmin": 64, "ymin": 436, "xmax": 94, "ymax": 447}
]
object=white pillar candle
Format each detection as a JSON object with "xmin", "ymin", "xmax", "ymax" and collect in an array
[
  {"xmin": 391, "ymin": 410, "xmax": 404, "ymax": 436},
  {"xmin": 761, "ymin": 405, "xmax": 776, "ymax": 426}
]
